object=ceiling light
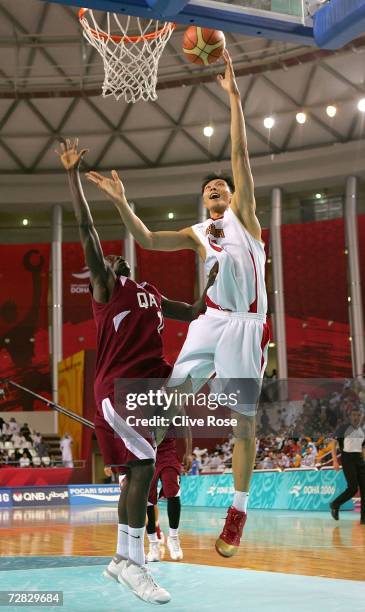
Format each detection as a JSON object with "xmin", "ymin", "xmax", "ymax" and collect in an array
[
  {"xmin": 264, "ymin": 116, "xmax": 275, "ymax": 129},
  {"xmin": 296, "ymin": 112, "xmax": 307, "ymax": 124},
  {"xmin": 268, "ymin": 342, "xmax": 276, "ymax": 348},
  {"xmin": 357, "ymin": 98, "xmax": 365, "ymax": 112},
  {"xmin": 168, "ymin": 212, "xmax": 174, "ymax": 220},
  {"xmin": 203, "ymin": 125, "xmax": 214, "ymax": 137},
  {"xmin": 22, "ymin": 218, "xmax": 29, "ymax": 226},
  {"xmin": 326, "ymin": 105, "xmax": 337, "ymax": 118},
  {"xmin": 315, "ymin": 193, "xmax": 322, "ymax": 200}
]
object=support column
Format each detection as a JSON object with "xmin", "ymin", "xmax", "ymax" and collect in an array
[
  {"xmin": 344, "ymin": 176, "xmax": 364, "ymax": 377},
  {"xmin": 197, "ymin": 196, "xmax": 207, "ymax": 295},
  {"xmin": 270, "ymin": 187, "xmax": 288, "ymax": 379},
  {"xmin": 51, "ymin": 204, "xmax": 63, "ymax": 432},
  {"xmin": 124, "ymin": 202, "xmax": 136, "ymax": 281}
]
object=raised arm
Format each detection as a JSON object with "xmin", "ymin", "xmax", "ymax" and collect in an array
[
  {"xmin": 161, "ymin": 262, "xmax": 218, "ymax": 322},
  {"xmin": 55, "ymin": 139, "xmax": 113, "ymax": 303},
  {"xmin": 218, "ymin": 50, "xmax": 261, "ymax": 241},
  {"xmin": 85, "ymin": 170, "xmax": 202, "ymax": 255}
]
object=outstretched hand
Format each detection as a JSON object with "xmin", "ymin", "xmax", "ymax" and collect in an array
[
  {"xmin": 86, "ymin": 169, "xmax": 125, "ymax": 203},
  {"xmin": 217, "ymin": 49, "xmax": 239, "ymax": 96},
  {"xmin": 55, "ymin": 138, "xmax": 89, "ymax": 171}
]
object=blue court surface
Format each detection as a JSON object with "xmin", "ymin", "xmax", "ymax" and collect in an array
[{"xmin": 0, "ymin": 557, "xmax": 363, "ymax": 612}]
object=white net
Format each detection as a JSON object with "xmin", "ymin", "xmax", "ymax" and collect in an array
[{"xmin": 79, "ymin": 10, "xmax": 175, "ymax": 103}]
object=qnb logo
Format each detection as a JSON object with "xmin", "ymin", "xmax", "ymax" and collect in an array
[
  {"xmin": 289, "ymin": 484, "xmax": 302, "ymax": 498},
  {"xmin": 72, "ymin": 266, "xmax": 90, "ymax": 280},
  {"xmin": 14, "ymin": 492, "xmax": 46, "ymax": 501}
]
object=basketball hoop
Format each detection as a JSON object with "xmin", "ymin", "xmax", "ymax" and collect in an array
[{"xmin": 79, "ymin": 8, "xmax": 175, "ymax": 103}]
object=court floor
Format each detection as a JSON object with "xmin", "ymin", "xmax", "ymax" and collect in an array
[{"xmin": 0, "ymin": 506, "xmax": 363, "ymax": 611}]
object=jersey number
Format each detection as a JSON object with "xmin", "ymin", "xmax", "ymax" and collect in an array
[{"xmin": 157, "ymin": 311, "xmax": 164, "ymax": 334}]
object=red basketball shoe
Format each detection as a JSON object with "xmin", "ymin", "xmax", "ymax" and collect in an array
[{"xmin": 215, "ymin": 507, "xmax": 247, "ymax": 557}]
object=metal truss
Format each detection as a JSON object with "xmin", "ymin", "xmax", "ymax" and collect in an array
[{"xmin": 0, "ymin": 0, "xmax": 364, "ymax": 174}]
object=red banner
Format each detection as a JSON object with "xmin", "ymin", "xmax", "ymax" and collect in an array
[
  {"xmin": 0, "ymin": 245, "xmax": 51, "ymax": 410},
  {"xmin": 0, "ymin": 467, "xmax": 72, "ymax": 487},
  {"xmin": 282, "ymin": 219, "xmax": 351, "ymax": 377}
]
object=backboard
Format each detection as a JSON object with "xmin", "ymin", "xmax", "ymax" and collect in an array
[{"xmin": 41, "ymin": 0, "xmax": 365, "ymax": 49}]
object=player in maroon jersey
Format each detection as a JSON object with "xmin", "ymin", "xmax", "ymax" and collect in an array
[
  {"xmin": 146, "ymin": 430, "xmax": 185, "ymax": 562},
  {"xmin": 56, "ymin": 138, "xmax": 215, "ymax": 605}
]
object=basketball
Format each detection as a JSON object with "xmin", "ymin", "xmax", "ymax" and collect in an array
[{"xmin": 182, "ymin": 26, "xmax": 225, "ymax": 65}]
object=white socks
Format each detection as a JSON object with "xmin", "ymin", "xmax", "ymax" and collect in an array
[
  {"xmin": 148, "ymin": 532, "xmax": 158, "ymax": 543},
  {"xmin": 169, "ymin": 528, "xmax": 179, "ymax": 537},
  {"xmin": 117, "ymin": 524, "xmax": 129, "ymax": 559},
  {"xmin": 232, "ymin": 491, "xmax": 249, "ymax": 513},
  {"xmin": 128, "ymin": 526, "xmax": 146, "ymax": 566}
]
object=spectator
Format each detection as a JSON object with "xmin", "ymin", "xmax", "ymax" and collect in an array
[
  {"xmin": 20, "ymin": 423, "xmax": 32, "ymax": 438},
  {"xmin": 35, "ymin": 440, "xmax": 49, "ymax": 458},
  {"xmin": 301, "ymin": 446, "xmax": 317, "ymax": 467},
  {"xmin": 189, "ymin": 454, "xmax": 201, "ymax": 475},
  {"xmin": 19, "ymin": 452, "xmax": 30, "ymax": 467},
  {"xmin": 200, "ymin": 452, "xmax": 211, "ymax": 469},
  {"xmin": 32, "ymin": 432, "xmax": 42, "ymax": 445},
  {"xmin": 307, "ymin": 442, "xmax": 318, "ymax": 458},
  {"xmin": 192, "ymin": 446, "xmax": 208, "ymax": 461},
  {"xmin": 8, "ymin": 417, "xmax": 20, "ymax": 435},
  {"xmin": 60, "ymin": 433, "xmax": 74, "ymax": 467},
  {"xmin": 293, "ymin": 453, "xmax": 302, "ymax": 468},
  {"xmin": 2, "ymin": 422, "xmax": 10, "ymax": 436},
  {"xmin": 277, "ymin": 452, "xmax": 290, "ymax": 469},
  {"xmin": 261, "ymin": 451, "xmax": 275, "ymax": 469},
  {"xmin": 12, "ymin": 433, "xmax": 26, "ymax": 449},
  {"xmin": 22, "ymin": 434, "xmax": 33, "ymax": 449},
  {"xmin": 208, "ymin": 452, "xmax": 224, "ymax": 471}
]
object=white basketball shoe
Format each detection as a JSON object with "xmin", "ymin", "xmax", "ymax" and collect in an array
[
  {"xmin": 119, "ymin": 562, "xmax": 171, "ymax": 604},
  {"xmin": 103, "ymin": 555, "xmax": 128, "ymax": 581},
  {"xmin": 146, "ymin": 541, "xmax": 161, "ymax": 562},
  {"xmin": 167, "ymin": 535, "xmax": 183, "ymax": 561}
]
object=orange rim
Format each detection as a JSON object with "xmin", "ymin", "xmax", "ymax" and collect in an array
[{"xmin": 79, "ymin": 7, "xmax": 175, "ymax": 44}]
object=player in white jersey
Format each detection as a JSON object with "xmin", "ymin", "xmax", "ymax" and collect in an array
[{"xmin": 86, "ymin": 48, "xmax": 269, "ymax": 558}]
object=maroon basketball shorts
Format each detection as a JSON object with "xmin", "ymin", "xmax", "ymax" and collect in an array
[
  {"xmin": 148, "ymin": 463, "xmax": 181, "ymax": 506},
  {"xmin": 98, "ymin": 393, "xmax": 156, "ymax": 465},
  {"xmin": 94, "ymin": 410, "xmax": 128, "ymax": 469}
]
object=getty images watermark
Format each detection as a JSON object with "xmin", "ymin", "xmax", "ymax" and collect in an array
[
  {"xmin": 112, "ymin": 378, "xmax": 263, "ymax": 438},
  {"xmin": 110, "ymin": 377, "xmax": 363, "ymax": 440},
  {"xmin": 125, "ymin": 388, "xmax": 240, "ymax": 428}
]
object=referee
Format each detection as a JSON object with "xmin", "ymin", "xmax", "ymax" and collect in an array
[{"xmin": 330, "ymin": 406, "xmax": 365, "ymax": 524}]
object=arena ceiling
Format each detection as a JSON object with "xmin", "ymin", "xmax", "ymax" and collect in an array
[
  {"xmin": 0, "ymin": 0, "xmax": 365, "ymax": 172},
  {"xmin": 0, "ymin": 0, "xmax": 365, "ymax": 241}
]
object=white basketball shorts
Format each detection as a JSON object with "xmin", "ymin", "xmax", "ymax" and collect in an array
[{"xmin": 168, "ymin": 308, "xmax": 270, "ymax": 416}]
